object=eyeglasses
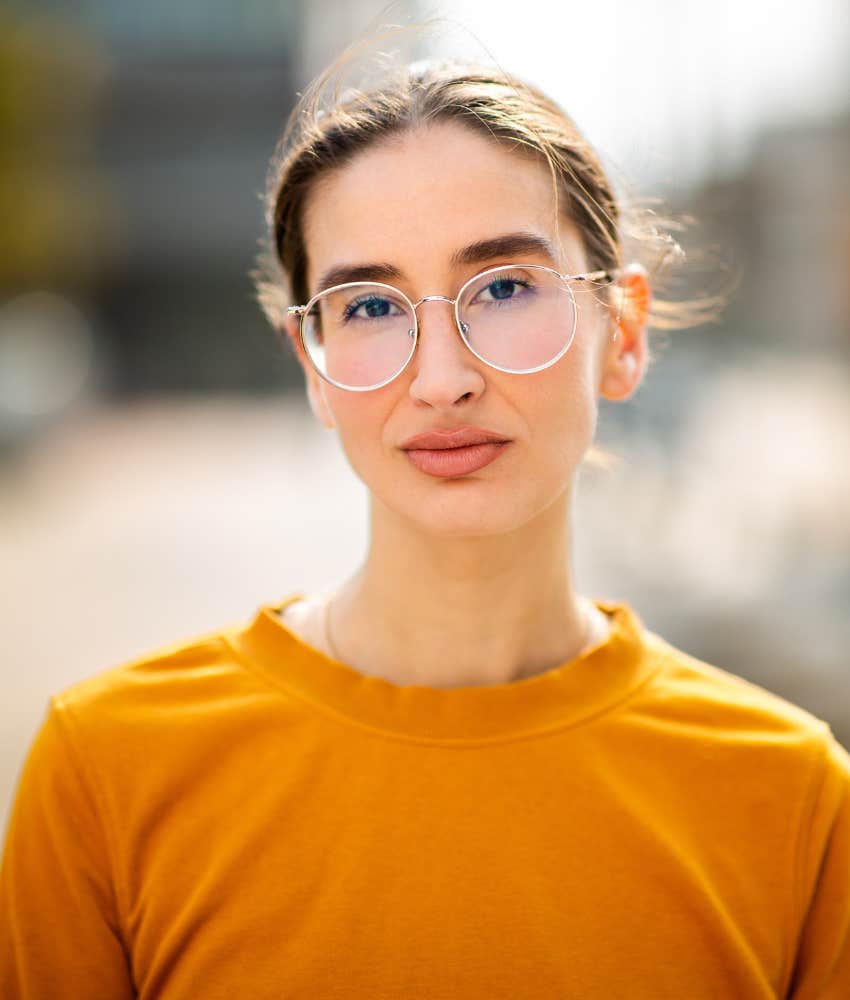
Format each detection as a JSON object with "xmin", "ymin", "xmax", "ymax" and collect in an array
[{"xmin": 287, "ymin": 262, "xmax": 619, "ymax": 392}]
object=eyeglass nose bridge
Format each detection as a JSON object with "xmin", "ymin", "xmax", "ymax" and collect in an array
[
  {"xmin": 412, "ymin": 293, "xmax": 455, "ymax": 308},
  {"xmin": 410, "ymin": 294, "xmax": 470, "ymax": 335}
]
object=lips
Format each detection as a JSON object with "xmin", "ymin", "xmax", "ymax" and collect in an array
[
  {"xmin": 404, "ymin": 441, "xmax": 510, "ymax": 478},
  {"xmin": 400, "ymin": 425, "xmax": 512, "ymax": 479},
  {"xmin": 400, "ymin": 425, "xmax": 510, "ymax": 450}
]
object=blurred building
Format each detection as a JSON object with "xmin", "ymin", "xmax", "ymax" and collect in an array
[
  {"xmin": 78, "ymin": 2, "xmax": 303, "ymax": 395},
  {"xmin": 684, "ymin": 108, "xmax": 850, "ymax": 358},
  {"xmin": 1, "ymin": 1, "xmax": 428, "ymax": 405}
]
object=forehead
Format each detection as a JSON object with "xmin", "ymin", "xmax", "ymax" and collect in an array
[{"xmin": 301, "ymin": 120, "xmax": 587, "ymax": 290}]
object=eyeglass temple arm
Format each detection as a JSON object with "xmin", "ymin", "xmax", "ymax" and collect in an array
[{"xmin": 566, "ymin": 268, "xmax": 619, "ymax": 282}]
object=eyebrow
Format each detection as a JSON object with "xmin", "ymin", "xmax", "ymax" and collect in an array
[{"xmin": 312, "ymin": 231, "xmax": 561, "ymax": 297}]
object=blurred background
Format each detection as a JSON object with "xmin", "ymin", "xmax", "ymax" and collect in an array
[{"xmin": 1, "ymin": 0, "xmax": 849, "ymax": 831}]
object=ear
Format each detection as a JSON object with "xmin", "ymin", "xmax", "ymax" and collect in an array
[
  {"xmin": 282, "ymin": 313, "xmax": 336, "ymax": 430},
  {"xmin": 282, "ymin": 311, "xmax": 308, "ymax": 367},
  {"xmin": 598, "ymin": 264, "xmax": 651, "ymax": 403}
]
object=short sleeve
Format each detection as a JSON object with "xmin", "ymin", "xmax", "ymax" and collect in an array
[
  {"xmin": 0, "ymin": 697, "xmax": 136, "ymax": 999},
  {"xmin": 786, "ymin": 726, "xmax": 850, "ymax": 999}
]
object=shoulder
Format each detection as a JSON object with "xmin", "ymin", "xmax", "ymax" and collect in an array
[
  {"xmin": 47, "ymin": 614, "xmax": 264, "ymax": 745},
  {"xmin": 627, "ymin": 622, "xmax": 850, "ymax": 813},
  {"xmin": 637, "ymin": 624, "xmax": 836, "ymax": 746},
  {"xmin": 628, "ymin": 623, "xmax": 850, "ymax": 856},
  {"xmin": 21, "ymin": 610, "xmax": 300, "ymax": 825}
]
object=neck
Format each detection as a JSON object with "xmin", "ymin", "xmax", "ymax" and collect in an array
[{"xmin": 327, "ymin": 489, "xmax": 594, "ymax": 689}]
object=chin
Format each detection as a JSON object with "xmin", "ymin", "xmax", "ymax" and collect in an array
[{"xmin": 398, "ymin": 490, "xmax": 554, "ymax": 539}]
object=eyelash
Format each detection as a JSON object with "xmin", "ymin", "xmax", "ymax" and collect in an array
[
  {"xmin": 473, "ymin": 272, "xmax": 535, "ymax": 299},
  {"xmin": 341, "ymin": 294, "xmax": 400, "ymax": 322}
]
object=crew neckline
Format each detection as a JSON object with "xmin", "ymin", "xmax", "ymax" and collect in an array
[{"xmin": 225, "ymin": 593, "xmax": 661, "ymax": 744}]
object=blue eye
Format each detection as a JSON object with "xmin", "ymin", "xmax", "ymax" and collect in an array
[
  {"xmin": 488, "ymin": 279, "xmax": 521, "ymax": 300},
  {"xmin": 472, "ymin": 273, "xmax": 535, "ymax": 306},
  {"xmin": 342, "ymin": 295, "xmax": 402, "ymax": 321}
]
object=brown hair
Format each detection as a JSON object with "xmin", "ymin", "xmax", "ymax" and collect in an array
[{"xmin": 251, "ymin": 32, "xmax": 729, "ymax": 467}]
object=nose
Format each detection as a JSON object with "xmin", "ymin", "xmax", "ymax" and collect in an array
[{"xmin": 406, "ymin": 298, "xmax": 486, "ymax": 406}]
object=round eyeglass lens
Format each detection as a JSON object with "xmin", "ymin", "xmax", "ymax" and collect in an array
[
  {"xmin": 457, "ymin": 266, "xmax": 576, "ymax": 372},
  {"xmin": 301, "ymin": 283, "xmax": 416, "ymax": 389}
]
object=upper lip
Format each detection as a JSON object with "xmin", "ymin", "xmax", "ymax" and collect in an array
[{"xmin": 401, "ymin": 425, "xmax": 511, "ymax": 450}]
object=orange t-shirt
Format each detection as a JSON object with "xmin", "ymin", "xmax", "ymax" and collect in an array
[{"xmin": 1, "ymin": 594, "xmax": 849, "ymax": 999}]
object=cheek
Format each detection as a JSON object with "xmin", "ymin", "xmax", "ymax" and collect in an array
[
  {"xmin": 533, "ymin": 348, "xmax": 600, "ymax": 448},
  {"xmin": 326, "ymin": 395, "xmax": 391, "ymax": 479},
  {"xmin": 528, "ymin": 338, "xmax": 597, "ymax": 416}
]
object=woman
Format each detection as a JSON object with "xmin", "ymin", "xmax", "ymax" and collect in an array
[{"xmin": 1, "ymin": 49, "xmax": 848, "ymax": 999}]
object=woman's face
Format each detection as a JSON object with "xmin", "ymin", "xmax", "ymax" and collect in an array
[{"xmin": 293, "ymin": 119, "xmax": 645, "ymax": 538}]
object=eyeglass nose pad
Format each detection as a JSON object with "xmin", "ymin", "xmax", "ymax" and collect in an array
[
  {"xmin": 408, "ymin": 327, "xmax": 415, "ymax": 339},
  {"xmin": 460, "ymin": 320, "xmax": 470, "ymax": 335}
]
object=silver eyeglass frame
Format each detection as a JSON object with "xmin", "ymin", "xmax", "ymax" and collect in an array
[{"xmin": 286, "ymin": 262, "xmax": 619, "ymax": 392}]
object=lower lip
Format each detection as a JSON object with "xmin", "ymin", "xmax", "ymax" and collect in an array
[{"xmin": 403, "ymin": 441, "xmax": 510, "ymax": 478}]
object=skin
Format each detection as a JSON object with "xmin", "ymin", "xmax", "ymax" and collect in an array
[{"xmin": 284, "ymin": 119, "xmax": 651, "ymax": 689}]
